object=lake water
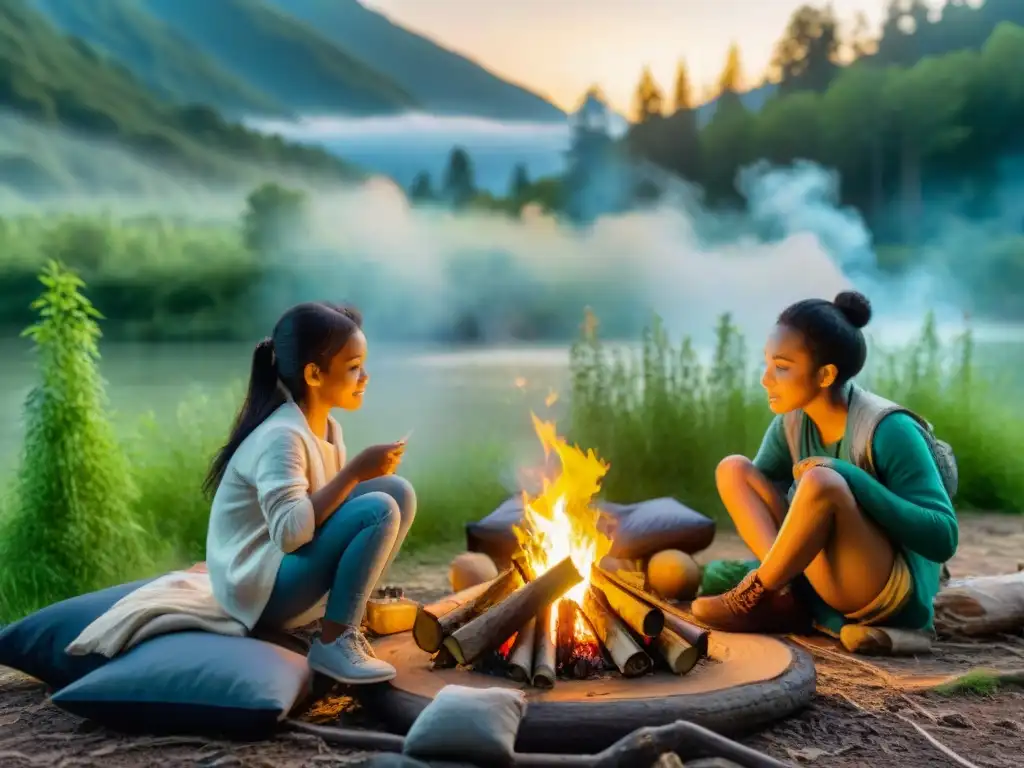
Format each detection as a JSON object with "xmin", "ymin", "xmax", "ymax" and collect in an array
[
  {"xmin": 246, "ymin": 112, "xmax": 628, "ymax": 196},
  {"xmin": 0, "ymin": 340, "xmax": 571, "ymax": 476},
  {"xmin": 3, "ymin": 325, "xmax": 1024, "ymax": 477}
]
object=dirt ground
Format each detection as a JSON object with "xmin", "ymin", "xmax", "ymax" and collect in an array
[{"xmin": 2, "ymin": 513, "xmax": 1023, "ymax": 767}]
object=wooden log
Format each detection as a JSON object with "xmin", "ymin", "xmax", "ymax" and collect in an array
[
  {"xmin": 556, "ymin": 599, "xmax": 578, "ymax": 673},
  {"xmin": 413, "ymin": 568, "xmax": 524, "ymax": 653},
  {"xmin": 590, "ymin": 567, "xmax": 665, "ymax": 638},
  {"xmin": 430, "ymin": 645, "xmax": 458, "ymax": 669},
  {"xmin": 443, "ymin": 556, "xmax": 582, "ymax": 665},
  {"xmin": 508, "ymin": 617, "xmax": 537, "ymax": 682},
  {"xmin": 839, "ymin": 625, "xmax": 933, "ymax": 656},
  {"xmin": 596, "ymin": 566, "xmax": 709, "ymax": 656},
  {"xmin": 933, "ymin": 572, "xmax": 1024, "ymax": 637},
  {"xmin": 531, "ymin": 605, "xmax": 556, "ymax": 689},
  {"xmin": 581, "ymin": 586, "xmax": 651, "ymax": 678},
  {"xmin": 413, "ymin": 580, "xmax": 494, "ymax": 652},
  {"xmin": 513, "ymin": 551, "xmax": 537, "ymax": 582},
  {"xmin": 655, "ymin": 626, "xmax": 701, "ymax": 675}
]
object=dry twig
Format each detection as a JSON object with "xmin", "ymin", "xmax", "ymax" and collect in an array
[{"xmin": 893, "ymin": 713, "xmax": 981, "ymax": 768}]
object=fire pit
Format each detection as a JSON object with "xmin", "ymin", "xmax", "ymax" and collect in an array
[{"xmin": 364, "ymin": 414, "xmax": 816, "ymax": 753}]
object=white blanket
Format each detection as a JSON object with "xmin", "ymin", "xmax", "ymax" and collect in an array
[{"xmin": 66, "ymin": 571, "xmax": 247, "ymax": 658}]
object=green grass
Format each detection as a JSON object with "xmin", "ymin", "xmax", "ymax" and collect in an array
[
  {"xmin": 568, "ymin": 311, "xmax": 1024, "ymax": 518},
  {"xmin": 934, "ymin": 669, "xmax": 1024, "ymax": 697},
  {"xmin": 2, "ymin": 263, "xmax": 1024, "ymax": 624},
  {"xmin": 124, "ymin": 385, "xmax": 512, "ymax": 567}
]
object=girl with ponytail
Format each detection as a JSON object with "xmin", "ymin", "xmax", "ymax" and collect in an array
[
  {"xmin": 204, "ymin": 302, "xmax": 414, "ymax": 684},
  {"xmin": 691, "ymin": 291, "xmax": 959, "ymax": 645}
]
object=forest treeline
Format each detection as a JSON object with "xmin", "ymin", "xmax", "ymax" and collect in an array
[{"xmin": 626, "ymin": 0, "xmax": 1024, "ymax": 245}]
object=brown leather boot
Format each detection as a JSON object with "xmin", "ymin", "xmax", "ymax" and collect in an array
[{"xmin": 690, "ymin": 570, "xmax": 810, "ymax": 634}]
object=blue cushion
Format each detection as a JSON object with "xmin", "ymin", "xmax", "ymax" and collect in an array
[
  {"xmin": 51, "ymin": 632, "xmax": 312, "ymax": 736},
  {"xmin": 0, "ymin": 579, "xmax": 152, "ymax": 689}
]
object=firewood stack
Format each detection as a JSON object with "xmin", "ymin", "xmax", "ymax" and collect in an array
[{"xmin": 411, "ymin": 555, "xmax": 710, "ymax": 687}]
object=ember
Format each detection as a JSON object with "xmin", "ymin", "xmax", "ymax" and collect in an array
[{"xmin": 411, "ymin": 414, "xmax": 710, "ymax": 686}]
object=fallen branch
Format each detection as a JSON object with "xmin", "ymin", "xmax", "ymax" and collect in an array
[
  {"xmin": 285, "ymin": 718, "xmax": 790, "ymax": 768},
  {"xmin": 934, "ymin": 572, "xmax": 1024, "ymax": 637},
  {"xmin": 893, "ymin": 713, "xmax": 981, "ymax": 768},
  {"xmin": 283, "ymin": 720, "xmax": 403, "ymax": 752}
]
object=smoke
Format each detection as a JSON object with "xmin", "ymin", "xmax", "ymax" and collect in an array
[
  {"xmin": 2, "ymin": 109, "xmax": 1000, "ymax": 349},
  {"xmin": 272, "ymin": 160, "xmax": 895, "ymax": 348}
]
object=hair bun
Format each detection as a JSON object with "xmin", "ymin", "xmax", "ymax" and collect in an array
[{"xmin": 833, "ymin": 291, "xmax": 872, "ymax": 329}]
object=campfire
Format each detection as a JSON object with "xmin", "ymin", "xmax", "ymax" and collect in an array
[{"xmin": 411, "ymin": 414, "xmax": 709, "ymax": 687}]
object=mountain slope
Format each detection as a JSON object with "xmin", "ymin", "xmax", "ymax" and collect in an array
[
  {"xmin": 137, "ymin": 0, "xmax": 416, "ymax": 115},
  {"xmin": 0, "ymin": 0, "xmax": 358, "ymax": 192},
  {"xmin": 28, "ymin": 0, "xmax": 285, "ymax": 117},
  {"xmin": 263, "ymin": 0, "xmax": 564, "ymax": 121}
]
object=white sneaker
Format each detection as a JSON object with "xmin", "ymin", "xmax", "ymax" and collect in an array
[
  {"xmin": 308, "ymin": 628, "xmax": 396, "ymax": 684},
  {"xmin": 355, "ymin": 629, "xmax": 378, "ymax": 659}
]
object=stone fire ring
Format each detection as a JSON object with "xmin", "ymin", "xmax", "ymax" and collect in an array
[{"xmin": 362, "ymin": 630, "xmax": 816, "ymax": 754}]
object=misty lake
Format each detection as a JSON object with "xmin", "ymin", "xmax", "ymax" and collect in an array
[
  {"xmin": 3, "ymin": 323, "xmax": 1024, "ymax": 476},
  {"xmin": 246, "ymin": 113, "xmax": 627, "ymax": 195}
]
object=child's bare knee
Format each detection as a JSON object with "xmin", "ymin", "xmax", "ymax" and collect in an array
[
  {"xmin": 800, "ymin": 466, "xmax": 852, "ymax": 504},
  {"xmin": 716, "ymin": 454, "xmax": 754, "ymax": 488}
]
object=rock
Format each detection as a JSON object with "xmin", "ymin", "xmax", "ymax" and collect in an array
[
  {"xmin": 448, "ymin": 552, "xmax": 498, "ymax": 592},
  {"xmin": 647, "ymin": 550, "xmax": 701, "ymax": 601}
]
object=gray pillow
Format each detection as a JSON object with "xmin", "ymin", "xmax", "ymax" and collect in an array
[{"xmin": 402, "ymin": 685, "xmax": 527, "ymax": 767}]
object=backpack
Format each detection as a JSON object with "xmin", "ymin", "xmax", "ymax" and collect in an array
[{"xmin": 782, "ymin": 384, "xmax": 959, "ymax": 500}]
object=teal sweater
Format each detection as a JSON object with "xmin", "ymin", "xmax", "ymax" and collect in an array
[{"xmin": 753, "ymin": 411, "xmax": 958, "ymax": 634}]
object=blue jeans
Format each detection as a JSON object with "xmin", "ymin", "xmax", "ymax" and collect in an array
[{"xmin": 258, "ymin": 476, "xmax": 416, "ymax": 628}]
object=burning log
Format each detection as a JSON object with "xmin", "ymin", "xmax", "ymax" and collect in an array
[
  {"xmin": 596, "ymin": 566, "xmax": 709, "ymax": 656},
  {"xmin": 555, "ymin": 599, "xmax": 578, "ymax": 673},
  {"xmin": 507, "ymin": 617, "xmax": 536, "ymax": 682},
  {"xmin": 654, "ymin": 626, "xmax": 701, "ymax": 675},
  {"xmin": 531, "ymin": 605, "xmax": 556, "ymax": 689},
  {"xmin": 413, "ymin": 568, "xmax": 524, "ymax": 653},
  {"xmin": 590, "ymin": 567, "xmax": 665, "ymax": 638},
  {"xmin": 554, "ymin": 599, "xmax": 605, "ymax": 680},
  {"xmin": 443, "ymin": 556, "xmax": 582, "ymax": 665},
  {"xmin": 581, "ymin": 586, "xmax": 652, "ymax": 678},
  {"xmin": 512, "ymin": 551, "xmax": 537, "ymax": 582}
]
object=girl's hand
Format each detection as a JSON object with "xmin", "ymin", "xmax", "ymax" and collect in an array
[
  {"xmin": 793, "ymin": 457, "xmax": 833, "ymax": 483},
  {"xmin": 351, "ymin": 442, "xmax": 406, "ymax": 481}
]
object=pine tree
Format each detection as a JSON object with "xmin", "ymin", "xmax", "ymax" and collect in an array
[
  {"xmin": 718, "ymin": 43, "xmax": 745, "ymax": 96},
  {"xmin": 632, "ymin": 66, "xmax": 664, "ymax": 123},
  {"xmin": 509, "ymin": 163, "xmax": 531, "ymax": 201},
  {"xmin": 673, "ymin": 59, "xmax": 693, "ymax": 112},
  {"xmin": 443, "ymin": 147, "xmax": 476, "ymax": 208}
]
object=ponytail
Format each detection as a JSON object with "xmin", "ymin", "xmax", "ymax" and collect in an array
[{"xmin": 203, "ymin": 337, "xmax": 285, "ymax": 496}]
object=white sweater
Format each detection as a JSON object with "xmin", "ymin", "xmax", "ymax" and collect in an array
[{"xmin": 206, "ymin": 402, "xmax": 346, "ymax": 630}]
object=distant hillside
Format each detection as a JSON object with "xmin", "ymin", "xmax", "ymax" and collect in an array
[
  {"xmin": 71, "ymin": 0, "xmax": 411, "ymax": 117},
  {"xmin": 0, "ymin": 0, "xmax": 359, "ymax": 194},
  {"xmin": 262, "ymin": 0, "xmax": 565, "ymax": 121},
  {"xmin": 28, "ymin": 0, "xmax": 285, "ymax": 117}
]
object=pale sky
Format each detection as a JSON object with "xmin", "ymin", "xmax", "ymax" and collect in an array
[{"xmin": 363, "ymin": 0, "xmax": 954, "ymax": 114}]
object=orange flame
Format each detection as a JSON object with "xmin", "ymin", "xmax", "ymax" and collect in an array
[{"xmin": 513, "ymin": 413, "xmax": 612, "ymax": 606}]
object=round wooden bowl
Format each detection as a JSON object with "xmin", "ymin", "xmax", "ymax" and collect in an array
[{"xmin": 361, "ymin": 630, "xmax": 816, "ymax": 754}]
